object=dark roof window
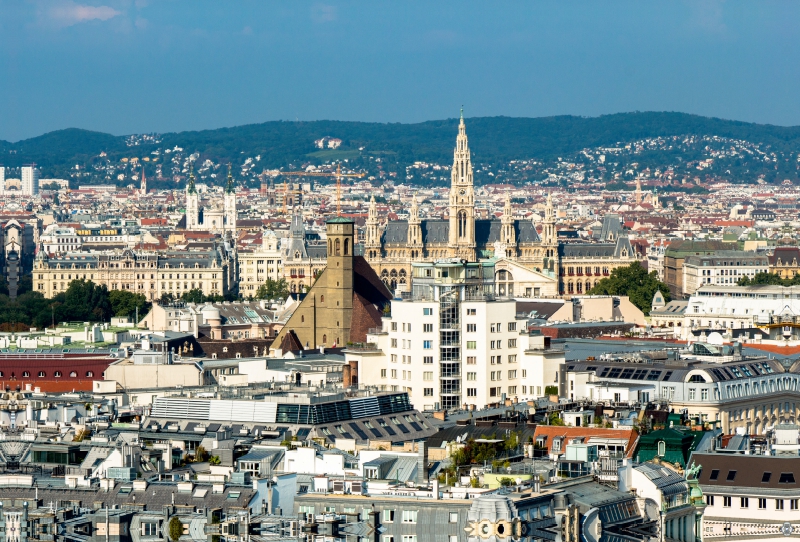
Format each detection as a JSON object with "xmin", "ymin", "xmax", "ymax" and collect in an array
[
  {"xmin": 780, "ymin": 473, "xmax": 796, "ymax": 484},
  {"xmin": 762, "ymin": 472, "xmax": 772, "ymax": 483},
  {"xmin": 709, "ymin": 469, "xmax": 720, "ymax": 481},
  {"xmin": 726, "ymin": 470, "xmax": 737, "ymax": 481}
]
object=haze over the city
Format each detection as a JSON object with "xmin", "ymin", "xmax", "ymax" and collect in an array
[{"xmin": 2, "ymin": 0, "xmax": 800, "ymax": 141}]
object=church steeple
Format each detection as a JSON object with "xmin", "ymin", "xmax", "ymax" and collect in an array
[
  {"xmin": 365, "ymin": 194, "xmax": 381, "ymax": 260},
  {"xmin": 224, "ymin": 164, "xmax": 237, "ymax": 233},
  {"xmin": 407, "ymin": 194, "xmax": 422, "ymax": 258},
  {"xmin": 185, "ymin": 164, "xmax": 199, "ymax": 230},
  {"xmin": 542, "ymin": 191, "xmax": 557, "ymax": 246},
  {"xmin": 448, "ymin": 109, "xmax": 476, "ymax": 260}
]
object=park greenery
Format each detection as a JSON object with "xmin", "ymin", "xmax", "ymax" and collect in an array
[{"xmin": 587, "ymin": 262, "xmax": 670, "ymax": 315}]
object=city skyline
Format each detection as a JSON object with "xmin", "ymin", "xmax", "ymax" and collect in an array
[{"xmin": 2, "ymin": 1, "xmax": 800, "ymax": 141}]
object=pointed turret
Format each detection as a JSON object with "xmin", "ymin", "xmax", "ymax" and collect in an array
[
  {"xmin": 448, "ymin": 108, "xmax": 476, "ymax": 260},
  {"xmin": 407, "ymin": 193, "xmax": 422, "ymax": 257},
  {"xmin": 187, "ymin": 165, "xmax": 197, "ymax": 195},
  {"xmin": 365, "ymin": 194, "xmax": 381, "ymax": 260},
  {"xmin": 225, "ymin": 164, "xmax": 235, "ymax": 194},
  {"xmin": 500, "ymin": 190, "xmax": 516, "ymax": 252}
]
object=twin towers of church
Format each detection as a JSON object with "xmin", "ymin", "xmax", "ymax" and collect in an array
[{"xmin": 185, "ymin": 165, "xmax": 237, "ymax": 233}]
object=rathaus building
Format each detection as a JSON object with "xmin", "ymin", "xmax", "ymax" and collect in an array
[{"xmin": 364, "ymin": 113, "xmax": 637, "ymax": 296}]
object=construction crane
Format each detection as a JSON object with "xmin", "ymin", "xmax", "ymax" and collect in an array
[{"xmin": 271, "ymin": 164, "xmax": 365, "ymax": 216}]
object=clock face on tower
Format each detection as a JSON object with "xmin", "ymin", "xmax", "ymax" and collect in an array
[{"xmin": 459, "ymin": 189, "xmax": 466, "ymax": 195}]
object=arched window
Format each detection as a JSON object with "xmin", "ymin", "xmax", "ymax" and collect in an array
[
  {"xmin": 54, "ymin": 371, "xmax": 62, "ymax": 378},
  {"xmin": 301, "ymin": 315, "xmax": 305, "ymax": 323},
  {"xmin": 86, "ymin": 371, "xmax": 93, "ymax": 377},
  {"xmin": 344, "ymin": 238, "xmax": 350, "ymax": 256},
  {"xmin": 38, "ymin": 371, "xmax": 46, "ymax": 377},
  {"xmin": 323, "ymin": 334, "xmax": 327, "ymax": 344},
  {"xmin": 335, "ymin": 238, "xmax": 341, "ymax": 256},
  {"xmin": 70, "ymin": 371, "xmax": 77, "ymax": 377},
  {"xmin": 22, "ymin": 371, "xmax": 30, "ymax": 377},
  {"xmin": 320, "ymin": 295, "xmax": 325, "ymax": 303},
  {"xmin": 657, "ymin": 440, "xmax": 666, "ymax": 457}
]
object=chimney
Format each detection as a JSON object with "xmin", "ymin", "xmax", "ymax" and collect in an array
[
  {"xmin": 416, "ymin": 441, "xmax": 428, "ymax": 485},
  {"xmin": 342, "ymin": 364, "xmax": 352, "ymax": 388}
]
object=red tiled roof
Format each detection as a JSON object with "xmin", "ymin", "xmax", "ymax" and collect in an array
[{"xmin": 533, "ymin": 425, "xmax": 638, "ymax": 457}]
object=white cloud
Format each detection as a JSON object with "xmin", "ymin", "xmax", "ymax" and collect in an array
[{"xmin": 43, "ymin": 1, "xmax": 122, "ymax": 27}]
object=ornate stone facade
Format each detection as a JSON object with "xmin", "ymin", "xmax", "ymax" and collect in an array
[{"xmin": 365, "ymin": 114, "xmax": 638, "ymax": 296}]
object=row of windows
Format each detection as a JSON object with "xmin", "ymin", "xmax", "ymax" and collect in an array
[
  {"xmin": 0, "ymin": 370, "xmax": 94, "ymax": 378},
  {"xmin": 707, "ymin": 495, "xmax": 799, "ymax": 510}
]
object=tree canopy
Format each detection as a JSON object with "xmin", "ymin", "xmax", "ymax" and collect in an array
[
  {"xmin": 587, "ymin": 262, "xmax": 670, "ymax": 315},
  {"xmin": 255, "ymin": 278, "xmax": 290, "ymax": 301},
  {"xmin": 738, "ymin": 272, "xmax": 800, "ymax": 286}
]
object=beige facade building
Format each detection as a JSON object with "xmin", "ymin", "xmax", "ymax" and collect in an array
[
  {"xmin": 238, "ymin": 228, "xmax": 284, "ymax": 296},
  {"xmin": 33, "ymin": 247, "xmax": 230, "ymax": 300}
]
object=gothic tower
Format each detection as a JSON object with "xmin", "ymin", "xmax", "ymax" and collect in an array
[
  {"xmin": 448, "ymin": 109, "xmax": 476, "ymax": 260},
  {"xmin": 541, "ymin": 192, "xmax": 558, "ymax": 272},
  {"xmin": 224, "ymin": 165, "xmax": 237, "ymax": 234},
  {"xmin": 365, "ymin": 194, "xmax": 381, "ymax": 260},
  {"xmin": 407, "ymin": 194, "xmax": 423, "ymax": 259},
  {"xmin": 500, "ymin": 191, "xmax": 516, "ymax": 257},
  {"xmin": 186, "ymin": 165, "xmax": 199, "ymax": 230}
]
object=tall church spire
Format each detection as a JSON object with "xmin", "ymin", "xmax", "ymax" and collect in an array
[
  {"xmin": 542, "ymin": 191, "xmax": 556, "ymax": 246},
  {"xmin": 185, "ymin": 164, "xmax": 199, "ymax": 230},
  {"xmin": 224, "ymin": 164, "xmax": 237, "ymax": 233},
  {"xmin": 500, "ymin": 190, "xmax": 516, "ymax": 255},
  {"xmin": 407, "ymin": 193, "xmax": 422, "ymax": 257},
  {"xmin": 365, "ymin": 195, "xmax": 381, "ymax": 260},
  {"xmin": 448, "ymin": 109, "xmax": 476, "ymax": 260}
]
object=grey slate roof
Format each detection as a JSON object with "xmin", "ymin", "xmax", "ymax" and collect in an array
[{"xmin": 382, "ymin": 219, "xmax": 540, "ymax": 245}]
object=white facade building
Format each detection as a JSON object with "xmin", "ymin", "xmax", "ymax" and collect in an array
[
  {"xmin": 682, "ymin": 251, "xmax": 768, "ymax": 296},
  {"xmin": 348, "ymin": 260, "xmax": 565, "ymax": 411},
  {"xmin": 40, "ymin": 224, "xmax": 82, "ymax": 254},
  {"xmin": 21, "ymin": 166, "xmax": 39, "ymax": 196}
]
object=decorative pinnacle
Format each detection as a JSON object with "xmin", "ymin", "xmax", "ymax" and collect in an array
[
  {"xmin": 226, "ymin": 163, "xmax": 235, "ymax": 194},
  {"xmin": 460, "ymin": 106, "xmax": 464, "ymax": 120}
]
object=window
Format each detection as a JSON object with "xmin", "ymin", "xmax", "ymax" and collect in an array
[
  {"xmin": 508, "ymin": 370, "xmax": 517, "ymax": 379},
  {"xmin": 467, "ymin": 309, "xmax": 476, "ymax": 315},
  {"xmin": 777, "ymin": 499, "xmax": 785, "ymax": 510},
  {"xmin": 780, "ymin": 472, "xmax": 796, "ymax": 484},
  {"xmin": 22, "ymin": 371, "xmax": 30, "ymax": 378},
  {"xmin": 449, "ymin": 512, "xmax": 458, "ymax": 523},
  {"xmin": 759, "ymin": 498, "xmax": 767, "ymax": 510},
  {"xmin": 381, "ymin": 369, "xmax": 387, "ymax": 378},
  {"xmin": 466, "ymin": 323, "xmax": 477, "ymax": 332},
  {"xmin": 466, "ymin": 341, "xmax": 477, "ymax": 349},
  {"xmin": 423, "ymin": 308, "xmax": 432, "ymax": 316},
  {"xmin": 423, "ymin": 324, "xmax": 433, "ymax": 333},
  {"xmin": 508, "ymin": 386, "xmax": 517, "ymax": 394},
  {"xmin": 424, "ymin": 388, "xmax": 433, "ymax": 396},
  {"xmin": 402, "ymin": 537, "xmax": 417, "ymax": 542},
  {"xmin": 791, "ymin": 499, "xmax": 798, "ymax": 510},
  {"xmin": 657, "ymin": 441, "xmax": 666, "ymax": 457},
  {"xmin": 423, "ymin": 341, "xmax": 432, "ymax": 349},
  {"xmin": 38, "ymin": 371, "xmax": 46, "ymax": 377},
  {"xmin": 391, "ymin": 322, "xmax": 398, "ymax": 331},
  {"xmin": 508, "ymin": 339, "xmax": 517, "ymax": 348},
  {"xmin": 383, "ymin": 510, "xmax": 394, "ymax": 523},
  {"xmin": 709, "ymin": 469, "xmax": 720, "ymax": 481},
  {"xmin": 391, "ymin": 370, "xmax": 397, "ymax": 378},
  {"xmin": 467, "ymin": 388, "xmax": 477, "ymax": 397},
  {"xmin": 391, "ymin": 339, "xmax": 398, "ymax": 348},
  {"xmin": 54, "ymin": 371, "xmax": 62, "ymax": 377},
  {"xmin": 726, "ymin": 470, "xmax": 737, "ymax": 481},
  {"xmin": 467, "ymin": 372, "xmax": 477, "ymax": 381},
  {"xmin": 508, "ymin": 354, "xmax": 517, "ymax": 363},
  {"xmin": 706, "ymin": 495, "xmax": 714, "ymax": 506},
  {"xmin": 762, "ymin": 472, "xmax": 772, "ymax": 483},
  {"xmin": 740, "ymin": 497, "xmax": 748, "ymax": 508},
  {"xmin": 423, "ymin": 372, "xmax": 433, "ymax": 381},
  {"xmin": 701, "ymin": 388, "xmax": 708, "ymax": 401},
  {"xmin": 141, "ymin": 522, "xmax": 159, "ymax": 537},
  {"xmin": 688, "ymin": 388, "xmax": 696, "ymax": 401},
  {"xmin": 402, "ymin": 510, "xmax": 418, "ymax": 524},
  {"xmin": 508, "ymin": 322, "xmax": 517, "ymax": 332},
  {"xmin": 383, "ymin": 537, "xmax": 394, "ymax": 542},
  {"xmin": 423, "ymin": 356, "xmax": 433, "ymax": 364},
  {"xmin": 723, "ymin": 496, "xmax": 731, "ymax": 508},
  {"xmin": 466, "ymin": 356, "xmax": 476, "ymax": 364}
]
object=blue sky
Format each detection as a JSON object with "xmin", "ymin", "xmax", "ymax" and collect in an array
[{"xmin": 1, "ymin": 1, "xmax": 799, "ymax": 141}]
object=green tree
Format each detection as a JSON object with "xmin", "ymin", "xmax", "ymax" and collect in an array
[
  {"xmin": 738, "ymin": 272, "xmax": 800, "ymax": 286},
  {"xmin": 255, "ymin": 278, "xmax": 290, "ymax": 300},
  {"xmin": 57, "ymin": 279, "xmax": 112, "ymax": 322},
  {"xmin": 587, "ymin": 262, "xmax": 670, "ymax": 315},
  {"xmin": 109, "ymin": 290, "xmax": 151, "ymax": 321},
  {"xmin": 181, "ymin": 289, "xmax": 206, "ymax": 303},
  {"xmin": 194, "ymin": 445, "xmax": 209, "ymax": 462},
  {"xmin": 209, "ymin": 455, "xmax": 221, "ymax": 466},
  {"xmin": 548, "ymin": 412, "xmax": 565, "ymax": 426},
  {"xmin": 168, "ymin": 517, "xmax": 183, "ymax": 542}
]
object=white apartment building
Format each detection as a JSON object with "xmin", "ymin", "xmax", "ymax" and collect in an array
[
  {"xmin": 682, "ymin": 251, "xmax": 768, "ymax": 296},
  {"xmin": 21, "ymin": 166, "xmax": 39, "ymax": 196},
  {"xmin": 348, "ymin": 260, "xmax": 565, "ymax": 411},
  {"xmin": 40, "ymin": 224, "xmax": 82, "ymax": 254}
]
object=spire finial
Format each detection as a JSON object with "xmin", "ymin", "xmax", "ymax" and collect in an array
[
  {"xmin": 226, "ymin": 163, "xmax": 235, "ymax": 194},
  {"xmin": 460, "ymin": 106, "xmax": 464, "ymax": 120}
]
